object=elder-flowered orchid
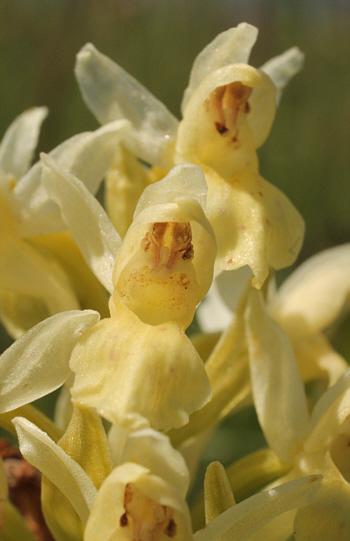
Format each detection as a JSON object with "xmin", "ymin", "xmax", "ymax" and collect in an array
[
  {"xmin": 0, "ymin": 108, "xmax": 130, "ymax": 338},
  {"xmin": 11, "ymin": 412, "xmax": 322, "ymax": 541},
  {"xmin": 75, "ymin": 22, "xmax": 305, "ymax": 288},
  {"xmin": 0, "ymin": 159, "xmax": 216, "ymax": 432},
  {"xmin": 198, "ymin": 244, "xmax": 350, "ymax": 388},
  {"xmin": 243, "ymin": 290, "xmax": 350, "ymax": 540}
]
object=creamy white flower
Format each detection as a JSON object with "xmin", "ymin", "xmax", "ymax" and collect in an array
[
  {"xmin": 0, "ymin": 108, "xmax": 130, "ymax": 337},
  {"xmin": 75, "ymin": 23, "xmax": 305, "ymax": 287}
]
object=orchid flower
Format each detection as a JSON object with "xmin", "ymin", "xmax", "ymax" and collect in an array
[
  {"xmin": 11, "ymin": 412, "xmax": 321, "ymax": 541},
  {"xmin": 198, "ymin": 244, "xmax": 350, "ymax": 387},
  {"xmin": 0, "ymin": 108, "xmax": 130, "ymax": 337},
  {"xmin": 75, "ymin": 22, "xmax": 305, "ymax": 288},
  {"xmin": 243, "ymin": 290, "xmax": 350, "ymax": 540},
  {"xmin": 0, "ymin": 159, "xmax": 216, "ymax": 431}
]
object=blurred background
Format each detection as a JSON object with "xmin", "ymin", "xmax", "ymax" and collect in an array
[{"xmin": 0, "ymin": 0, "xmax": 349, "ymax": 476}]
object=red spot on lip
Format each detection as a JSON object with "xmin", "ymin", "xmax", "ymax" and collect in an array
[{"xmin": 215, "ymin": 122, "xmax": 228, "ymax": 134}]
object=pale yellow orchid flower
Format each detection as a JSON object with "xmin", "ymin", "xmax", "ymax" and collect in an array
[
  {"xmin": 12, "ymin": 414, "xmax": 322, "ymax": 541},
  {"xmin": 0, "ymin": 159, "xmax": 216, "ymax": 432},
  {"xmin": 75, "ymin": 23, "xmax": 305, "ymax": 288},
  {"xmin": 243, "ymin": 290, "xmax": 350, "ymax": 540},
  {"xmin": 0, "ymin": 108, "xmax": 130, "ymax": 338},
  {"xmin": 198, "ymin": 244, "xmax": 350, "ymax": 387}
]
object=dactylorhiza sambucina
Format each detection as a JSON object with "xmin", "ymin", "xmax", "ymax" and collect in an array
[
  {"xmin": 0, "ymin": 160, "xmax": 217, "ymax": 432},
  {"xmin": 0, "ymin": 108, "xmax": 130, "ymax": 338},
  {"xmin": 11, "ymin": 412, "xmax": 321, "ymax": 541},
  {"xmin": 242, "ymin": 291, "xmax": 350, "ymax": 540},
  {"xmin": 74, "ymin": 22, "xmax": 305, "ymax": 288},
  {"xmin": 198, "ymin": 244, "xmax": 350, "ymax": 388}
]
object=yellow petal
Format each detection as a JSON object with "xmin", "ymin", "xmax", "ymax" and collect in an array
[
  {"xmin": 294, "ymin": 481, "xmax": 350, "ymax": 541},
  {"xmin": 105, "ymin": 146, "xmax": 151, "ymax": 238},
  {"xmin": 70, "ymin": 303, "xmax": 212, "ymax": 431},
  {"xmin": 112, "ymin": 163, "xmax": 216, "ymax": 328},
  {"xmin": 205, "ymin": 166, "xmax": 304, "ymax": 287},
  {"xmin": 85, "ymin": 463, "xmax": 192, "ymax": 541},
  {"xmin": 177, "ymin": 64, "xmax": 276, "ymax": 179}
]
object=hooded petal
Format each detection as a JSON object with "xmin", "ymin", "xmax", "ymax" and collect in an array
[
  {"xmin": 75, "ymin": 43, "xmax": 179, "ymax": 167},
  {"xmin": 41, "ymin": 154, "xmax": 121, "ymax": 294},
  {"xmin": 261, "ymin": 47, "xmax": 304, "ymax": 105},
  {"xmin": 84, "ymin": 462, "xmax": 192, "ymax": 541},
  {"xmin": 205, "ymin": 167, "xmax": 304, "ymax": 286},
  {"xmin": 271, "ymin": 244, "xmax": 350, "ymax": 334},
  {"xmin": 245, "ymin": 290, "xmax": 310, "ymax": 463},
  {"xmin": 0, "ymin": 309, "xmax": 99, "ymax": 412},
  {"xmin": 0, "ymin": 107, "xmax": 48, "ymax": 179},
  {"xmin": 194, "ymin": 475, "xmax": 321, "ymax": 541},
  {"xmin": 12, "ymin": 121, "xmax": 130, "ymax": 237},
  {"xmin": 122, "ymin": 429, "xmax": 189, "ymax": 498},
  {"xmin": 177, "ymin": 64, "xmax": 276, "ymax": 179},
  {"xmin": 181, "ymin": 23, "xmax": 258, "ymax": 112},
  {"xmin": 13, "ymin": 417, "xmax": 97, "ymax": 524},
  {"xmin": 112, "ymin": 164, "xmax": 216, "ymax": 328},
  {"xmin": 70, "ymin": 303, "xmax": 211, "ymax": 431}
]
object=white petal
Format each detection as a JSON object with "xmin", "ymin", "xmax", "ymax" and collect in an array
[
  {"xmin": 41, "ymin": 154, "xmax": 121, "ymax": 294},
  {"xmin": 182, "ymin": 23, "xmax": 258, "ymax": 112},
  {"xmin": 245, "ymin": 290, "xmax": 310, "ymax": 463},
  {"xmin": 194, "ymin": 475, "xmax": 322, "ymax": 541},
  {"xmin": 122, "ymin": 429, "xmax": 190, "ymax": 498},
  {"xmin": 272, "ymin": 244, "xmax": 350, "ymax": 333},
  {"xmin": 75, "ymin": 43, "xmax": 179, "ymax": 167},
  {"xmin": 196, "ymin": 280, "xmax": 233, "ymax": 333},
  {"xmin": 0, "ymin": 309, "xmax": 99, "ymax": 412},
  {"xmin": 134, "ymin": 162, "xmax": 208, "ymax": 218},
  {"xmin": 311, "ymin": 369, "xmax": 350, "ymax": 429},
  {"xmin": 261, "ymin": 47, "xmax": 304, "ymax": 105},
  {"xmin": 13, "ymin": 121, "xmax": 130, "ymax": 237},
  {"xmin": 13, "ymin": 417, "xmax": 97, "ymax": 524},
  {"xmin": 0, "ymin": 107, "xmax": 48, "ymax": 178}
]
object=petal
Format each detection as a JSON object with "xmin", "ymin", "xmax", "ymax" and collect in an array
[
  {"xmin": 13, "ymin": 417, "xmax": 97, "ymax": 524},
  {"xmin": 70, "ymin": 304, "xmax": 212, "ymax": 431},
  {"xmin": 0, "ymin": 234, "xmax": 82, "ymax": 337},
  {"xmin": 85, "ymin": 463, "xmax": 193, "ymax": 541},
  {"xmin": 170, "ymin": 293, "xmax": 250, "ymax": 447},
  {"xmin": 105, "ymin": 146, "xmax": 150, "ymax": 238},
  {"xmin": 112, "ymin": 164, "xmax": 216, "ymax": 328},
  {"xmin": 41, "ymin": 154, "xmax": 121, "ymax": 294},
  {"xmin": 0, "ymin": 107, "xmax": 48, "ymax": 178},
  {"xmin": 13, "ymin": 121, "xmax": 130, "ymax": 237},
  {"xmin": 261, "ymin": 47, "xmax": 304, "ymax": 105},
  {"xmin": 245, "ymin": 290, "xmax": 310, "ymax": 463},
  {"xmin": 197, "ymin": 267, "xmax": 253, "ymax": 332},
  {"xmin": 181, "ymin": 23, "xmax": 258, "ymax": 112},
  {"xmin": 193, "ymin": 475, "xmax": 322, "ymax": 541},
  {"xmin": 122, "ymin": 429, "xmax": 189, "ymax": 498},
  {"xmin": 75, "ymin": 43, "xmax": 179, "ymax": 167},
  {"xmin": 303, "ymin": 370, "xmax": 350, "ymax": 453},
  {"xmin": 58, "ymin": 405, "xmax": 112, "ymax": 489},
  {"xmin": 293, "ymin": 481, "xmax": 350, "ymax": 541},
  {"xmin": 0, "ymin": 309, "xmax": 99, "ymax": 412},
  {"xmin": 272, "ymin": 244, "xmax": 350, "ymax": 333},
  {"xmin": 205, "ymin": 167, "xmax": 304, "ymax": 287},
  {"xmin": 284, "ymin": 329, "xmax": 348, "ymax": 386},
  {"xmin": 177, "ymin": 64, "xmax": 276, "ymax": 171}
]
